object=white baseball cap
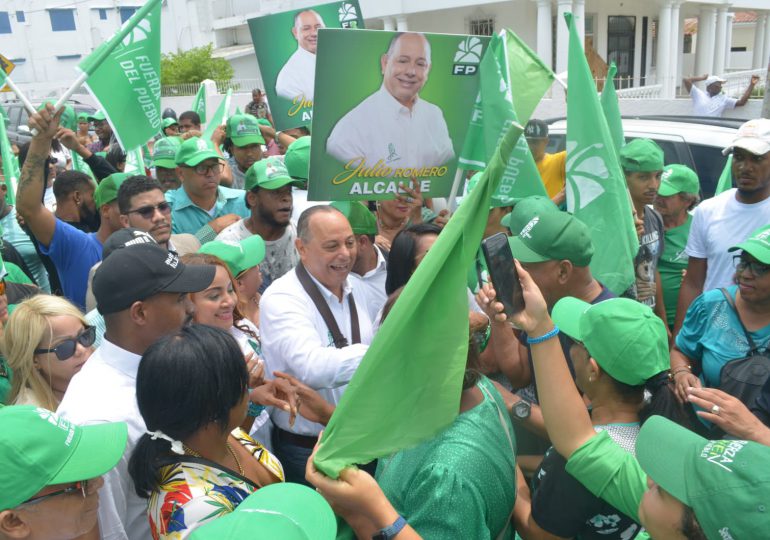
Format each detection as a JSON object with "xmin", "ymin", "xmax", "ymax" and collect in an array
[
  {"xmin": 723, "ymin": 118, "xmax": 770, "ymax": 156},
  {"xmin": 705, "ymin": 75, "xmax": 727, "ymax": 87}
]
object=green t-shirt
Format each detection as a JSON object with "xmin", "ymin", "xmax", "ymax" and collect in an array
[
  {"xmin": 658, "ymin": 215, "xmax": 692, "ymax": 325},
  {"xmin": 6, "ymin": 261, "xmax": 34, "ymax": 286}
]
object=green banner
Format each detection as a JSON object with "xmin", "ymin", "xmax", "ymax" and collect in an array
[
  {"xmin": 564, "ymin": 13, "xmax": 638, "ymax": 295},
  {"xmin": 79, "ymin": 0, "xmax": 162, "ymax": 150},
  {"xmin": 192, "ymin": 82, "xmax": 207, "ymax": 123},
  {"xmin": 600, "ymin": 62, "xmax": 624, "ymax": 156},
  {"xmin": 309, "ymin": 29, "xmax": 489, "ymax": 200},
  {"xmin": 248, "ymin": 1, "xmax": 364, "ymax": 131}
]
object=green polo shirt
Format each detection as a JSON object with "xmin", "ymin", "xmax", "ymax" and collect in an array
[{"xmin": 658, "ymin": 215, "xmax": 692, "ymax": 326}]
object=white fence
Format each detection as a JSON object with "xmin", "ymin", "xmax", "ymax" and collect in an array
[{"xmin": 161, "ymin": 78, "xmax": 264, "ymax": 97}]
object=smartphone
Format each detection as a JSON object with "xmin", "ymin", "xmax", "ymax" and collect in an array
[{"xmin": 481, "ymin": 232, "xmax": 525, "ymax": 316}]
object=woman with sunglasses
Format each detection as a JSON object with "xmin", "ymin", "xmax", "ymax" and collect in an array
[
  {"xmin": 671, "ymin": 225, "xmax": 770, "ymax": 417},
  {"xmin": 4, "ymin": 294, "xmax": 95, "ymax": 410}
]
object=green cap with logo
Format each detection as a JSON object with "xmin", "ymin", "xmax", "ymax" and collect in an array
[
  {"xmin": 161, "ymin": 117, "xmax": 178, "ymax": 129},
  {"xmin": 284, "ymin": 137, "xmax": 311, "ymax": 181},
  {"xmin": 95, "ymin": 172, "xmax": 131, "ymax": 208},
  {"xmin": 188, "ymin": 482, "xmax": 336, "ymax": 540},
  {"xmin": 152, "ymin": 137, "xmax": 181, "ymax": 169},
  {"xmin": 501, "ymin": 195, "xmax": 559, "ymax": 230},
  {"xmin": 77, "ymin": 112, "xmax": 89, "ymax": 123},
  {"xmin": 245, "ymin": 156, "xmax": 303, "ymax": 191},
  {"xmin": 619, "ymin": 138, "xmax": 664, "ymax": 172},
  {"xmin": 552, "ymin": 296, "xmax": 669, "ymax": 385},
  {"xmin": 175, "ymin": 137, "xmax": 221, "ymax": 167},
  {"xmin": 728, "ymin": 224, "xmax": 770, "ymax": 264},
  {"xmin": 0, "ymin": 405, "xmax": 127, "ymax": 511},
  {"xmin": 508, "ymin": 210, "xmax": 593, "ymax": 266},
  {"xmin": 198, "ymin": 235, "xmax": 265, "ymax": 277},
  {"xmin": 636, "ymin": 415, "xmax": 770, "ymax": 540},
  {"xmin": 658, "ymin": 164, "xmax": 699, "ymax": 197},
  {"xmin": 330, "ymin": 201, "xmax": 377, "ymax": 235},
  {"xmin": 226, "ymin": 114, "xmax": 266, "ymax": 147},
  {"xmin": 465, "ymin": 171, "xmax": 516, "ymax": 208},
  {"xmin": 88, "ymin": 109, "xmax": 106, "ymax": 122}
]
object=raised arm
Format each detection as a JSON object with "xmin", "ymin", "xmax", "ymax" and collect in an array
[
  {"xmin": 17, "ymin": 104, "xmax": 61, "ymax": 247},
  {"xmin": 57, "ymin": 127, "xmax": 117, "ymax": 181},
  {"xmin": 682, "ymin": 73, "xmax": 708, "ymax": 94},
  {"xmin": 735, "ymin": 75, "xmax": 760, "ymax": 107}
]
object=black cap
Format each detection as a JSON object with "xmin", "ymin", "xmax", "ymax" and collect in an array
[
  {"xmin": 525, "ymin": 119, "xmax": 548, "ymax": 139},
  {"xmin": 93, "ymin": 243, "xmax": 215, "ymax": 315},
  {"xmin": 102, "ymin": 228, "xmax": 156, "ymax": 259}
]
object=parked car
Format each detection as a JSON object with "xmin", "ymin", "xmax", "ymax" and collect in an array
[
  {"xmin": 545, "ymin": 116, "xmax": 741, "ymax": 199},
  {"xmin": 3, "ymin": 100, "xmax": 96, "ymax": 147}
]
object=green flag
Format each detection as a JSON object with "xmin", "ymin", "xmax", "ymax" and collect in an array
[
  {"xmin": 314, "ymin": 123, "xmax": 524, "ymax": 478},
  {"xmin": 202, "ymin": 88, "xmax": 232, "ymax": 140},
  {"xmin": 78, "ymin": 0, "xmax": 162, "ymax": 150},
  {"xmin": 600, "ymin": 62, "xmax": 624, "ymax": 155},
  {"xmin": 192, "ymin": 82, "xmax": 207, "ymax": 123},
  {"xmin": 235, "ymin": 106, "xmax": 243, "ymax": 115},
  {"xmin": 564, "ymin": 12, "xmax": 638, "ymax": 295},
  {"xmin": 0, "ymin": 116, "xmax": 19, "ymax": 204},
  {"xmin": 124, "ymin": 147, "xmax": 145, "ymax": 174},
  {"xmin": 458, "ymin": 30, "xmax": 552, "ymax": 200},
  {"xmin": 71, "ymin": 152, "xmax": 94, "ymax": 179},
  {"xmin": 714, "ymin": 155, "xmax": 733, "ymax": 195}
]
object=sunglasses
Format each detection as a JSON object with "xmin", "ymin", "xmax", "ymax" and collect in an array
[
  {"xmin": 125, "ymin": 202, "xmax": 172, "ymax": 219},
  {"xmin": 22, "ymin": 480, "xmax": 89, "ymax": 505},
  {"xmin": 34, "ymin": 326, "xmax": 96, "ymax": 361},
  {"xmin": 733, "ymin": 255, "xmax": 770, "ymax": 277}
]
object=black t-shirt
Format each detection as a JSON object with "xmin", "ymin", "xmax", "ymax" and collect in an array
[{"xmin": 530, "ymin": 425, "xmax": 646, "ymax": 540}]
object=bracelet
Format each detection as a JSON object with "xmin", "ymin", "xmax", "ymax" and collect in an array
[
  {"xmin": 669, "ymin": 366, "xmax": 692, "ymax": 380},
  {"xmin": 527, "ymin": 326, "xmax": 559, "ymax": 345},
  {"xmin": 479, "ymin": 320, "xmax": 492, "ymax": 352}
]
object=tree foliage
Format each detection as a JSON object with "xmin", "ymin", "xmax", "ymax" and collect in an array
[{"xmin": 161, "ymin": 44, "xmax": 234, "ymax": 84}]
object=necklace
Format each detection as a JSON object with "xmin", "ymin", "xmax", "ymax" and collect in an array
[{"xmin": 183, "ymin": 442, "xmax": 244, "ymax": 476}]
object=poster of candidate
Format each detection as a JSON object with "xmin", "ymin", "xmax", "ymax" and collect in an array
[
  {"xmin": 309, "ymin": 29, "xmax": 489, "ymax": 201},
  {"xmin": 248, "ymin": 1, "xmax": 364, "ymax": 131}
]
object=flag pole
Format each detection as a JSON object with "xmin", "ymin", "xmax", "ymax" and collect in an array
[
  {"xmin": 446, "ymin": 168, "xmax": 464, "ymax": 212},
  {"xmin": 3, "ymin": 76, "xmax": 36, "ymax": 115},
  {"xmin": 52, "ymin": 72, "xmax": 89, "ymax": 111}
]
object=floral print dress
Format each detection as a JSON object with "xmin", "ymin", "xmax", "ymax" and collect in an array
[{"xmin": 147, "ymin": 428, "xmax": 284, "ymax": 539}]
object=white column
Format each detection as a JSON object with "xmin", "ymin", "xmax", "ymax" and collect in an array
[
  {"xmin": 556, "ymin": 0, "xmax": 572, "ymax": 74},
  {"xmin": 573, "ymin": 0, "xmax": 585, "ymax": 49},
  {"xmin": 697, "ymin": 7, "xmax": 717, "ymax": 75},
  {"xmin": 763, "ymin": 12, "xmax": 770, "ymax": 68},
  {"xmin": 395, "ymin": 16, "xmax": 408, "ymax": 31},
  {"xmin": 669, "ymin": 1, "xmax": 681, "ymax": 95},
  {"xmin": 724, "ymin": 12, "xmax": 734, "ymax": 71},
  {"xmin": 536, "ymin": 0, "xmax": 553, "ymax": 69},
  {"xmin": 382, "ymin": 17, "xmax": 395, "ymax": 31},
  {"xmin": 753, "ymin": 13, "xmax": 767, "ymax": 69},
  {"xmin": 713, "ymin": 7, "xmax": 728, "ymax": 75},
  {"xmin": 657, "ymin": 0, "xmax": 672, "ymax": 97}
]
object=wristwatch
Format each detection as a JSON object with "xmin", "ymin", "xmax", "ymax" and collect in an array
[
  {"xmin": 509, "ymin": 399, "xmax": 531, "ymax": 421},
  {"xmin": 373, "ymin": 516, "xmax": 407, "ymax": 540}
]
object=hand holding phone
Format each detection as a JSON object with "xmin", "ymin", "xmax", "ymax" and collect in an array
[{"xmin": 481, "ymin": 233, "xmax": 525, "ymax": 317}]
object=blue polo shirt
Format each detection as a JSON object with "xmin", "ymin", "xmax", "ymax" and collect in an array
[
  {"xmin": 38, "ymin": 219, "xmax": 102, "ymax": 311},
  {"xmin": 167, "ymin": 185, "xmax": 249, "ymax": 236}
]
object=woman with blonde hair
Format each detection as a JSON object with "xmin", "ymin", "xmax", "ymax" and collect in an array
[{"xmin": 4, "ymin": 294, "xmax": 95, "ymax": 410}]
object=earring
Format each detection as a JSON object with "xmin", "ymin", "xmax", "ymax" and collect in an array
[{"xmin": 588, "ymin": 375, "xmax": 594, "ymax": 382}]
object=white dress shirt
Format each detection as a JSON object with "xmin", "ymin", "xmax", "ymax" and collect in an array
[
  {"xmin": 260, "ymin": 267, "xmax": 373, "ymax": 436},
  {"xmin": 351, "ymin": 244, "xmax": 388, "ymax": 322},
  {"xmin": 326, "ymin": 85, "xmax": 455, "ymax": 171},
  {"xmin": 275, "ymin": 47, "xmax": 316, "ymax": 101},
  {"xmin": 57, "ymin": 340, "xmax": 148, "ymax": 540}
]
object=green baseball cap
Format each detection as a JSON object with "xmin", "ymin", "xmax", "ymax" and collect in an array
[
  {"xmin": 658, "ymin": 164, "xmax": 699, "ymax": 197},
  {"xmin": 226, "ymin": 114, "xmax": 266, "ymax": 147},
  {"xmin": 636, "ymin": 415, "xmax": 770, "ymax": 540},
  {"xmin": 256, "ymin": 118, "xmax": 272, "ymax": 128},
  {"xmin": 501, "ymin": 195, "xmax": 559, "ymax": 230},
  {"xmin": 152, "ymin": 137, "xmax": 181, "ymax": 169},
  {"xmin": 198, "ymin": 235, "xmax": 265, "ymax": 277},
  {"xmin": 95, "ymin": 172, "xmax": 131, "ymax": 208},
  {"xmin": 331, "ymin": 201, "xmax": 377, "ymax": 235},
  {"xmin": 245, "ymin": 156, "xmax": 303, "ymax": 191},
  {"xmin": 77, "ymin": 112, "xmax": 89, "ymax": 123},
  {"xmin": 465, "ymin": 171, "xmax": 517, "ymax": 208},
  {"xmin": 175, "ymin": 137, "xmax": 221, "ymax": 167},
  {"xmin": 508, "ymin": 210, "xmax": 593, "ymax": 266},
  {"xmin": 552, "ymin": 296, "xmax": 669, "ymax": 385},
  {"xmin": 728, "ymin": 224, "xmax": 770, "ymax": 264},
  {"xmin": 284, "ymin": 137, "xmax": 311, "ymax": 181},
  {"xmin": 161, "ymin": 117, "xmax": 178, "ymax": 129},
  {"xmin": 619, "ymin": 138, "xmax": 664, "ymax": 172},
  {"xmin": 88, "ymin": 109, "xmax": 106, "ymax": 122},
  {"xmin": 188, "ymin": 482, "xmax": 336, "ymax": 540},
  {"xmin": 0, "ymin": 405, "xmax": 127, "ymax": 511}
]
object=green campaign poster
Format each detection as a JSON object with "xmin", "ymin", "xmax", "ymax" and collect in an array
[
  {"xmin": 309, "ymin": 29, "xmax": 489, "ymax": 201},
  {"xmin": 248, "ymin": 1, "xmax": 364, "ymax": 131}
]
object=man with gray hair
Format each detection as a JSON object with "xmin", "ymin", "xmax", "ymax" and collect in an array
[
  {"xmin": 326, "ymin": 32, "xmax": 454, "ymax": 170},
  {"xmin": 260, "ymin": 205, "xmax": 373, "ymax": 484},
  {"xmin": 275, "ymin": 9, "xmax": 326, "ymax": 102}
]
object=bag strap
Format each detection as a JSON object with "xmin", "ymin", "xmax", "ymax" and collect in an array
[
  {"xmin": 295, "ymin": 262, "xmax": 360, "ymax": 349},
  {"xmin": 719, "ymin": 288, "xmax": 760, "ymax": 353}
]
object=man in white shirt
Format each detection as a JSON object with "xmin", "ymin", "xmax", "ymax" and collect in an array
[
  {"xmin": 326, "ymin": 32, "xmax": 454, "ymax": 172},
  {"xmin": 682, "ymin": 74, "xmax": 759, "ymax": 117},
  {"xmin": 674, "ymin": 118, "xmax": 770, "ymax": 332},
  {"xmin": 260, "ymin": 205, "xmax": 373, "ymax": 483},
  {"xmin": 57, "ymin": 244, "xmax": 215, "ymax": 540},
  {"xmin": 275, "ymin": 9, "xmax": 325, "ymax": 102}
]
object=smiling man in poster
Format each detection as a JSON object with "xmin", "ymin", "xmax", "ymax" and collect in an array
[
  {"xmin": 275, "ymin": 9, "xmax": 326, "ymax": 102},
  {"xmin": 326, "ymin": 32, "xmax": 455, "ymax": 174}
]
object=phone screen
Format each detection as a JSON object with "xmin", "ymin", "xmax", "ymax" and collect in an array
[{"xmin": 481, "ymin": 233, "xmax": 525, "ymax": 316}]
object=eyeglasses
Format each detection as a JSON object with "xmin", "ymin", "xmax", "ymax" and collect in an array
[
  {"xmin": 22, "ymin": 480, "xmax": 88, "ymax": 505},
  {"xmin": 125, "ymin": 202, "xmax": 172, "ymax": 219},
  {"xmin": 185, "ymin": 162, "xmax": 223, "ymax": 175},
  {"xmin": 734, "ymin": 255, "xmax": 770, "ymax": 277},
  {"xmin": 34, "ymin": 326, "xmax": 96, "ymax": 361}
]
